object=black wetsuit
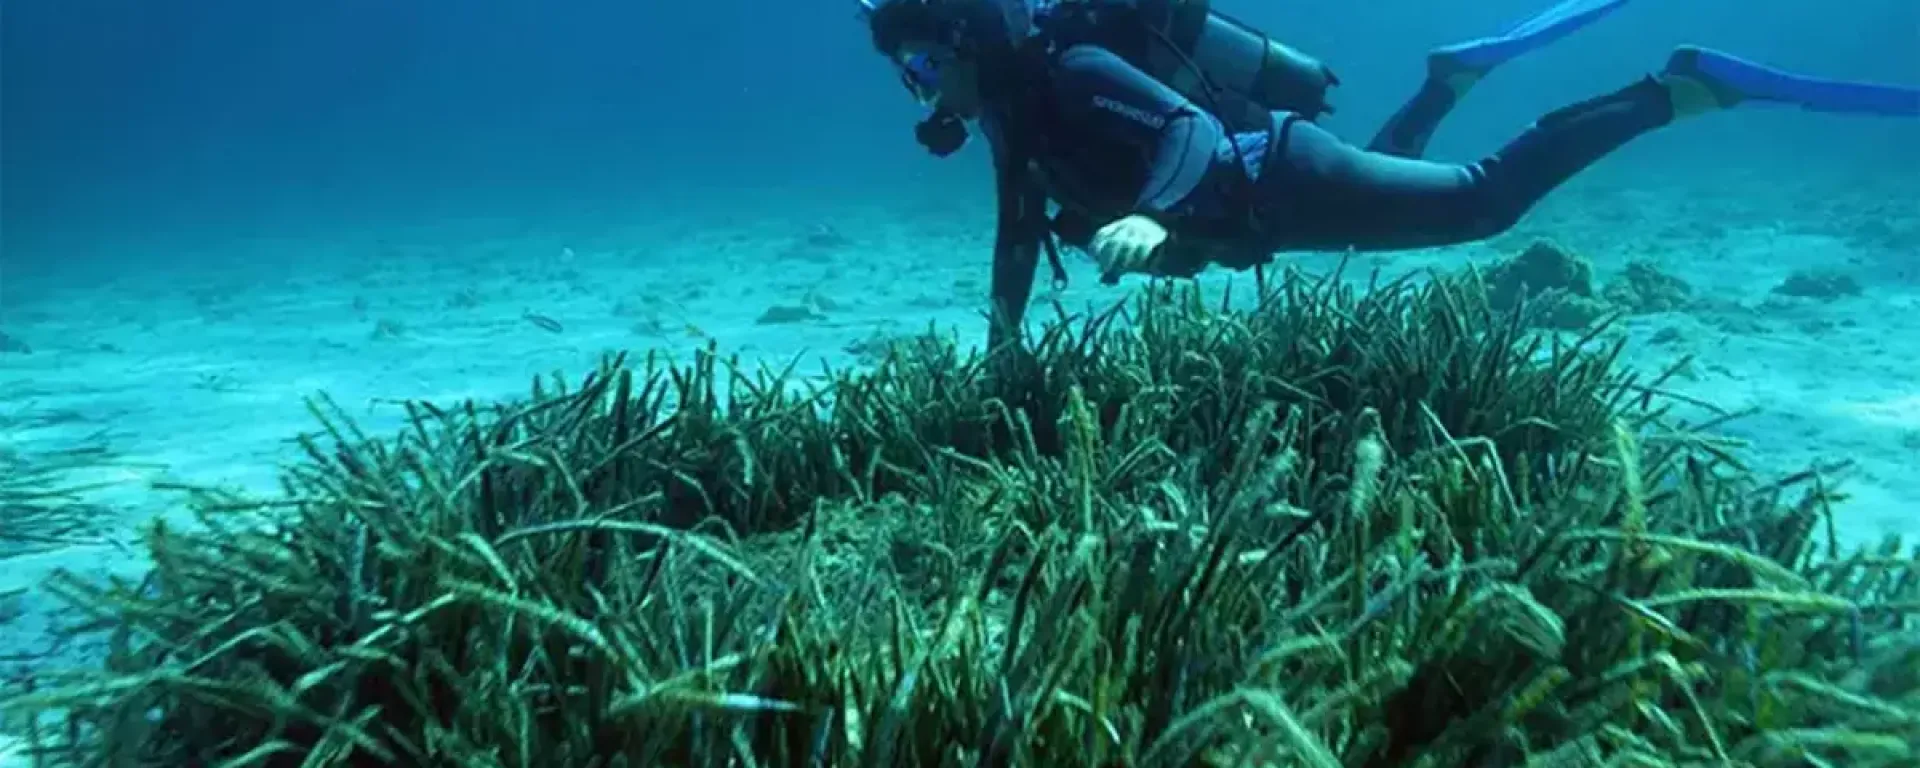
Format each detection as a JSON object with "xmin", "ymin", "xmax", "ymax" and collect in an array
[{"xmin": 981, "ymin": 43, "xmax": 1677, "ymax": 344}]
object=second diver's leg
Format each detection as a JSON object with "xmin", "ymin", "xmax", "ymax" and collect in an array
[{"xmin": 1367, "ymin": 0, "xmax": 1632, "ymax": 158}]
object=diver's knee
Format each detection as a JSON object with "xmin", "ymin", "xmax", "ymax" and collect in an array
[
  {"xmin": 1465, "ymin": 209, "xmax": 1523, "ymax": 242},
  {"xmin": 1457, "ymin": 165, "xmax": 1529, "ymax": 240},
  {"xmin": 1458, "ymin": 192, "xmax": 1528, "ymax": 241}
]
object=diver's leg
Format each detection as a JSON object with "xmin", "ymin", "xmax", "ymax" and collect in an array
[
  {"xmin": 1368, "ymin": 0, "xmax": 1632, "ymax": 158},
  {"xmin": 1262, "ymin": 77, "xmax": 1674, "ymax": 252},
  {"xmin": 1265, "ymin": 49, "xmax": 1919, "ymax": 253}
]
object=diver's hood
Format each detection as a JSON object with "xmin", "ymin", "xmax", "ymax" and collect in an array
[
  {"xmin": 859, "ymin": 0, "xmax": 1039, "ymax": 50},
  {"xmin": 982, "ymin": 0, "xmax": 1039, "ymax": 47}
]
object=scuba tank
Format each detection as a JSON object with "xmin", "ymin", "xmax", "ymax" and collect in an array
[{"xmin": 1039, "ymin": 0, "xmax": 1339, "ymax": 131}]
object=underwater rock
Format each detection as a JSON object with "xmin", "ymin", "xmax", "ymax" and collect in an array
[
  {"xmin": 1601, "ymin": 260, "xmax": 1694, "ymax": 313},
  {"xmin": 1772, "ymin": 268, "xmax": 1863, "ymax": 301},
  {"xmin": 369, "ymin": 318, "xmax": 408, "ymax": 341},
  {"xmin": 784, "ymin": 224, "xmax": 853, "ymax": 263},
  {"xmin": 756, "ymin": 304, "xmax": 823, "ymax": 325},
  {"xmin": 1647, "ymin": 325, "xmax": 1688, "ymax": 347},
  {"xmin": 1482, "ymin": 243, "xmax": 1703, "ymax": 330},
  {"xmin": 1534, "ymin": 295, "xmax": 1610, "ymax": 330},
  {"xmin": 1482, "ymin": 239, "xmax": 1608, "ymax": 330},
  {"xmin": 446, "ymin": 287, "xmax": 483, "ymax": 310},
  {"xmin": 803, "ymin": 289, "xmax": 841, "ymax": 313},
  {"xmin": 803, "ymin": 224, "xmax": 850, "ymax": 250},
  {"xmin": 1490, "ymin": 240, "xmax": 1597, "ymax": 299},
  {"xmin": 844, "ymin": 326, "xmax": 912, "ymax": 365},
  {"xmin": 0, "ymin": 331, "xmax": 30, "ymax": 354}
]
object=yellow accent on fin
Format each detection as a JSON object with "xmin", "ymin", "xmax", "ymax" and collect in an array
[
  {"xmin": 1441, "ymin": 70, "xmax": 1484, "ymax": 98},
  {"xmin": 1664, "ymin": 74, "xmax": 1728, "ymax": 118}
]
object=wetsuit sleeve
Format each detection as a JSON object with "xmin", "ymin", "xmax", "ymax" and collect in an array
[
  {"xmin": 984, "ymin": 119, "xmax": 1046, "ymax": 349},
  {"xmin": 1052, "ymin": 45, "xmax": 1225, "ymax": 215}
]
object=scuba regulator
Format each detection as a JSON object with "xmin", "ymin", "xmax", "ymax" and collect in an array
[{"xmin": 914, "ymin": 110, "xmax": 970, "ymax": 157}]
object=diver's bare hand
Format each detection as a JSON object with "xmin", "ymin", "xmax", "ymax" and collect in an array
[{"xmin": 1091, "ymin": 214, "xmax": 1170, "ymax": 284}]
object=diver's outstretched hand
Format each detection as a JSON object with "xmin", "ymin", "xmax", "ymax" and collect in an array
[{"xmin": 1091, "ymin": 214, "xmax": 1171, "ymax": 284}]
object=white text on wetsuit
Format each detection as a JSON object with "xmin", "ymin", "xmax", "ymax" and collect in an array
[{"xmin": 1092, "ymin": 95, "xmax": 1168, "ymax": 130}]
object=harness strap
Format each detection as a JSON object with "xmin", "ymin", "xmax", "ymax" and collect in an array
[{"xmin": 1041, "ymin": 222, "xmax": 1070, "ymax": 289}]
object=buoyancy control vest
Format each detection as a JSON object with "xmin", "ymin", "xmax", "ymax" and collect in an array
[
  {"xmin": 904, "ymin": 0, "xmax": 1339, "ymax": 156},
  {"xmin": 1014, "ymin": 0, "xmax": 1339, "ymax": 244},
  {"xmin": 1034, "ymin": 0, "xmax": 1339, "ymax": 133}
]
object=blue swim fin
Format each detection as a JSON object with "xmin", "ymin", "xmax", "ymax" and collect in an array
[
  {"xmin": 1665, "ymin": 46, "xmax": 1920, "ymax": 118},
  {"xmin": 1431, "ymin": 0, "xmax": 1631, "ymax": 77},
  {"xmin": 1370, "ymin": 0, "xmax": 1631, "ymax": 158}
]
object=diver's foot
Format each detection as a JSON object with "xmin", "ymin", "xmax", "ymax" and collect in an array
[
  {"xmin": 1664, "ymin": 45, "xmax": 1920, "ymax": 118},
  {"xmin": 1427, "ymin": 0, "xmax": 1631, "ymax": 93}
]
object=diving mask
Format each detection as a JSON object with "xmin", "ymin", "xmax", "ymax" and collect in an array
[{"xmin": 898, "ymin": 51, "xmax": 942, "ymax": 103}]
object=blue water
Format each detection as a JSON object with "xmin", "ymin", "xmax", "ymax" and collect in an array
[{"xmin": 5, "ymin": 0, "xmax": 1916, "ymax": 264}]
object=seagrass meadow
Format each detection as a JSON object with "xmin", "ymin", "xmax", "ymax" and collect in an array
[{"xmin": 2, "ymin": 267, "xmax": 1916, "ymax": 767}]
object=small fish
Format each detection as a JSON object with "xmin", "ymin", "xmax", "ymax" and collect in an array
[{"xmin": 523, "ymin": 311, "xmax": 564, "ymax": 333}]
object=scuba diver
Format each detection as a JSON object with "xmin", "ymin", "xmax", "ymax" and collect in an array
[{"xmin": 856, "ymin": 0, "xmax": 1920, "ymax": 348}]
